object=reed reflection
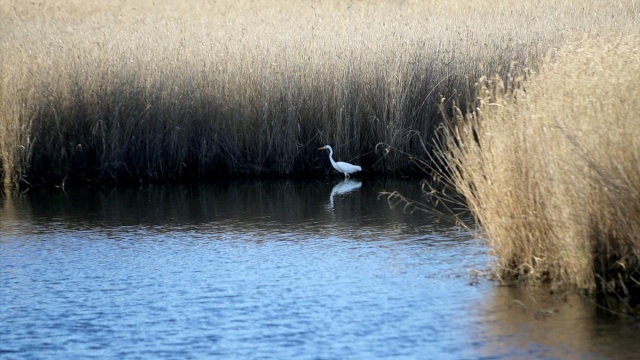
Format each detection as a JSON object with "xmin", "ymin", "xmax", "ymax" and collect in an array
[
  {"xmin": 473, "ymin": 286, "xmax": 640, "ymax": 359},
  {"xmin": 2, "ymin": 179, "xmax": 455, "ymax": 239}
]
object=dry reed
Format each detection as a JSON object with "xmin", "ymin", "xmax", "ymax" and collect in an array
[
  {"xmin": 439, "ymin": 35, "xmax": 640, "ymax": 311},
  {"xmin": 0, "ymin": 0, "xmax": 638, "ymax": 187}
]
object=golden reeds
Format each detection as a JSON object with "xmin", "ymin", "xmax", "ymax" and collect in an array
[
  {"xmin": 1, "ymin": 0, "xmax": 638, "ymax": 187},
  {"xmin": 440, "ymin": 35, "xmax": 640, "ymax": 310}
]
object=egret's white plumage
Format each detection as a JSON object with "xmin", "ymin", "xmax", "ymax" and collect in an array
[{"xmin": 318, "ymin": 145, "xmax": 362, "ymax": 178}]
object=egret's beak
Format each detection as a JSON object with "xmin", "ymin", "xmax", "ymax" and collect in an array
[{"xmin": 317, "ymin": 146, "xmax": 326, "ymax": 150}]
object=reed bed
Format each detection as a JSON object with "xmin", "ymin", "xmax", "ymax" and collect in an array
[
  {"xmin": 440, "ymin": 36, "xmax": 640, "ymax": 311},
  {"xmin": 0, "ymin": 0, "xmax": 638, "ymax": 187}
]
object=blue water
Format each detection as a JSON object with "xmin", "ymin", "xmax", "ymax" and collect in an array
[{"xmin": 1, "ymin": 180, "xmax": 638, "ymax": 359}]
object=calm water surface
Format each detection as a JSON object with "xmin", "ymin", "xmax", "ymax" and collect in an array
[{"xmin": 1, "ymin": 179, "xmax": 639, "ymax": 359}]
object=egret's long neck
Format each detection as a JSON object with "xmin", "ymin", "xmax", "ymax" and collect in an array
[{"xmin": 328, "ymin": 148, "xmax": 338, "ymax": 169}]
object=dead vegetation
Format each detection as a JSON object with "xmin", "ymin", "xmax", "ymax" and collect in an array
[
  {"xmin": 1, "ymin": 0, "xmax": 637, "ymax": 187},
  {"xmin": 439, "ymin": 36, "xmax": 640, "ymax": 313}
]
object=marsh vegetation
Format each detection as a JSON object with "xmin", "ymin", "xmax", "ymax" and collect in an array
[
  {"xmin": 439, "ymin": 35, "xmax": 640, "ymax": 312},
  {"xmin": 1, "ymin": 0, "xmax": 636, "ymax": 187}
]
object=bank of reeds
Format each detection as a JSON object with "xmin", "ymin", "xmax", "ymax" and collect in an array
[
  {"xmin": 439, "ymin": 36, "xmax": 640, "ymax": 312},
  {"xmin": 1, "ymin": 0, "xmax": 638, "ymax": 187}
]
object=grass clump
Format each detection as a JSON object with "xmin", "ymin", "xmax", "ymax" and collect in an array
[{"xmin": 440, "ymin": 36, "xmax": 640, "ymax": 312}]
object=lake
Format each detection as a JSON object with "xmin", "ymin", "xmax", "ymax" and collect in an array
[{"xmin": 1, "ymin": 179, "xmax": 638, "ymax": 359}]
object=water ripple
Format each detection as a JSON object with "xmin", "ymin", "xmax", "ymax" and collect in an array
[{"xmin": 2, "ymin": 181, "xmax": 638, "ymax": 359}]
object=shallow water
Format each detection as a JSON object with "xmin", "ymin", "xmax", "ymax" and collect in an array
[{"xmin": 1, "ymin": 179, "xmax": 638, "ymax": 359}]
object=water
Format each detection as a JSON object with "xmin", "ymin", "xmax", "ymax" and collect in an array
[{"xmin": 1, "ymin": 179, "xmax": 639, "ymax": 359}]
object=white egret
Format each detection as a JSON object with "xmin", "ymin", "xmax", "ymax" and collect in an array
[{"xmin": 318, "ymin": 145, "xmax": 362, "ymax": 178}]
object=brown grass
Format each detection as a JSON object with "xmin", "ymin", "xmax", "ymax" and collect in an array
[
  {"xmin": 439, "ymin": 35, "xmax": 640, "ymax": 311},
  {"xmin": 0, "ymin": 0, "xmax": 638, "ymax": 187}
]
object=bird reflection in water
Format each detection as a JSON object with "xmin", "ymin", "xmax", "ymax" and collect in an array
[{"xmin": 327, "ymin": 179, "xmax": 362, "ymax": 211}]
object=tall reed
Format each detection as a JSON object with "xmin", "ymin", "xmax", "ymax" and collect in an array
[
  {"xmin": 1, "ymin": 0, "xmax": 637, "ymax": 187},
  {"xmin": 440, "ymin": 36, "xmax": 640, "ymax": 309}
]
